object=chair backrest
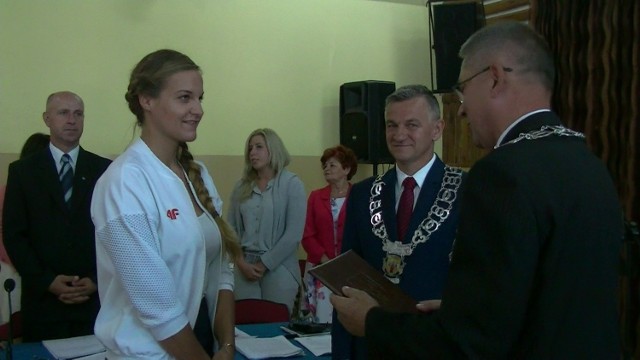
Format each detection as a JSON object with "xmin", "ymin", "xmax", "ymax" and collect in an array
[{"xmin": 235, "ymin": 299, "xmax": 290, "ymax": 324}]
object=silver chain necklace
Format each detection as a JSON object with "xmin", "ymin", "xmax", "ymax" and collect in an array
[
  {"xmin": 368, "ymin": 166, "xmax": 463, "ymax": 284},
  {"xmin": 496, "ymin": 125, "xmax": 585, "ymax": 148}
]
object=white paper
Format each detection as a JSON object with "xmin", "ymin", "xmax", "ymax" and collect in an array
[
  {"xmin": 295, "ymin": 334, "xmax": 331, "ymax": 356},
  {"xmin": 235, "ymin": 327, "xmax": 255, "ymax": 338},
  {"xmin": 235, "ymin": 335, "xmax": 304, "ymax": 359},
  {"xmin": 42, "ymin": 334, "xmax": 106, "ymax": 359}
]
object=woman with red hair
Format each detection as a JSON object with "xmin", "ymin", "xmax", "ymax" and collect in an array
[{"xmin": 301, "ymin": 145, "xmax": 357, "ymax": 323}]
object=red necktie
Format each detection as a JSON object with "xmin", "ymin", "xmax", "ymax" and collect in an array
[{"xmin": 397, "ymin": 177, "xmax": 417, "ymax": 242}]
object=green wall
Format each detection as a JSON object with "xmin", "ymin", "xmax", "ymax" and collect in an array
[{"xmin": 0, "ymin": 0, "xmax": 435, "ymax": 158}]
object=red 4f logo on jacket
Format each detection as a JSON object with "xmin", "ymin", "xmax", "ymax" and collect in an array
[{"xmin": 167, "ymin": 208, "xmax": 179, "ymax": 220}]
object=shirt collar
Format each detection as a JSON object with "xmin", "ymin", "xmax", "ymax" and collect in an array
[
  {"xmin": 395, "ymin": 154, "xmax": 436, "ymax": 190},
  {"xmin": 49, "ymin": 143, "xmax": 80, "ymax": 171}
]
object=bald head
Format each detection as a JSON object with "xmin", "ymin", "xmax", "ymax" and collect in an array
[
  {"xmin": 43, "ymin": 91, "xmax": 85, "ymax": 153},
  {"xmin": 46, "ymin": 91, "xmax": 83, "ymax": 110}
]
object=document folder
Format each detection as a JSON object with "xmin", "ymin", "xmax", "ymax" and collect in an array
[{"xmin": 309, "ymin": 250, "xmax": 420, "ymax": 313}]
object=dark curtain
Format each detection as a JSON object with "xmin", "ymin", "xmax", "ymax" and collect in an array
[{"xmin": 530, "ymin": 1, "xmax": 640, "ymax": 357}]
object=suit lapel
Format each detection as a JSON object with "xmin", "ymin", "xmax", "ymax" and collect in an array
[
  {"xmin": 37, "ymin": 149, "xmax": 69, "ymax": 212},
  {"xmin": 68, "ymin": 148, "xmax": 94, "ymax": 213},
  {"xmin": 319, "ymin": 185, "xmax": 332, "ymax": 214},
  {"xmin": 409, "ymin": 156, "xmax": 445, "ymax": 235},
  {"xmin": 381, "ymin": 168, "xmax": 399, "ymax": 242}
]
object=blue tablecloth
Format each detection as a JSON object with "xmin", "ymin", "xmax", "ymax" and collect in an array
[
  {"xmin": 1, "ymin": 342, "xmax": 51, "ymax": 360},
  {"xmin": 0, "ymin": 322, "xmax": 330, "ymax": 359}
]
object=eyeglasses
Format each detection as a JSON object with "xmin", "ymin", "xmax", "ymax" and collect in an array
[{"xmin": 452, "ymin": 66, "xmax": 513, "ymax": 103}]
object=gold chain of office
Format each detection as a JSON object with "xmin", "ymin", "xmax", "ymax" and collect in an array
[{"xmin": 368, "ymin": 166, "xmax": 464, "ymax": 284}]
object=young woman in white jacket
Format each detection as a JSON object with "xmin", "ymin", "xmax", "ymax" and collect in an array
[{"xmin": 91, "ymin": 49, "xmax": 240, "ymax": 360}]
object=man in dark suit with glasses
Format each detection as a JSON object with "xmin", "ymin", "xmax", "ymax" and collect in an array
[{"xmin": 332, "ymin": 21, "xmax": 623, "ymax": 359}]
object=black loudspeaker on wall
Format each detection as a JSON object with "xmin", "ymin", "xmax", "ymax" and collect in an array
[
  {"xmin": 431, "ymin": 2, "xmax": 483, "ymax": 92},
  {"xmin": 339, "ymin": 81, "xmax": 396, "ymax": 164}
]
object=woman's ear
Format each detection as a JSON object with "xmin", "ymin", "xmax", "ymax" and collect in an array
[{"xmin": 138, "ymin": 94, "xmax": 153, "ymax": 112}]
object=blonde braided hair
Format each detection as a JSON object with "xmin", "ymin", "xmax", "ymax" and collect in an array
[{"xmin": 178, "ymin": 142, "xmax": 241, "ymax": 260}]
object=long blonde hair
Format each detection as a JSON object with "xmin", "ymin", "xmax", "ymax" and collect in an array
[{"xmin": 236, "ymin": 128, "xmax": 291, "ymax": 200}]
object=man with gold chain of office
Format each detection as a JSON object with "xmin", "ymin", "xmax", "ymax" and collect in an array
[{"xmin": 331, "ymin": 84, "xmax": 466, "ymax": 360}]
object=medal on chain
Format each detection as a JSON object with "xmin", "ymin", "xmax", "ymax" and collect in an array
[{"xmin": 369, "ymin": 167, "xmax": 463, "ymax": 284}]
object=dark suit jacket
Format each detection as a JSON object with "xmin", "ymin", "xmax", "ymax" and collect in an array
[
  {"xmin": 332, "ymin": 155, "xmax": 466, "ymax": 360},
  {"xmin": 365, "ymin": 112, "xmax": 623, "ymax": 359},
  {"xmin": 301, "ymin": 184, "xmax": 351, "ymax": 264},
  {"xmin": 2, "ymin": 146, "xmax": 111, "ymax": 328}
]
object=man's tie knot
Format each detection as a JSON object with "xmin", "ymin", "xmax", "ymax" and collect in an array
[
  {"xmin": 60, "ymin": 153, "xmax": 70, "ymax": 165},
  {"xmin": 402, "ymin": 176, "xmax": 417, "ymax": 191}
]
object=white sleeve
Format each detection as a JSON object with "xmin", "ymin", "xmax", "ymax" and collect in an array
[
  {"xmin": 218, "ymin": 255, "xmax": 234, "ymax": 291},
  {"xmin": 92, "ymin": 165, "xmax": 189, "ymax": 341}
]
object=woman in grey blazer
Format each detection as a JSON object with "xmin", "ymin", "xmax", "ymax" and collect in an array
[{"xmin": 228, "ymin": 128, "xmax": 306, "ymax": 313}]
